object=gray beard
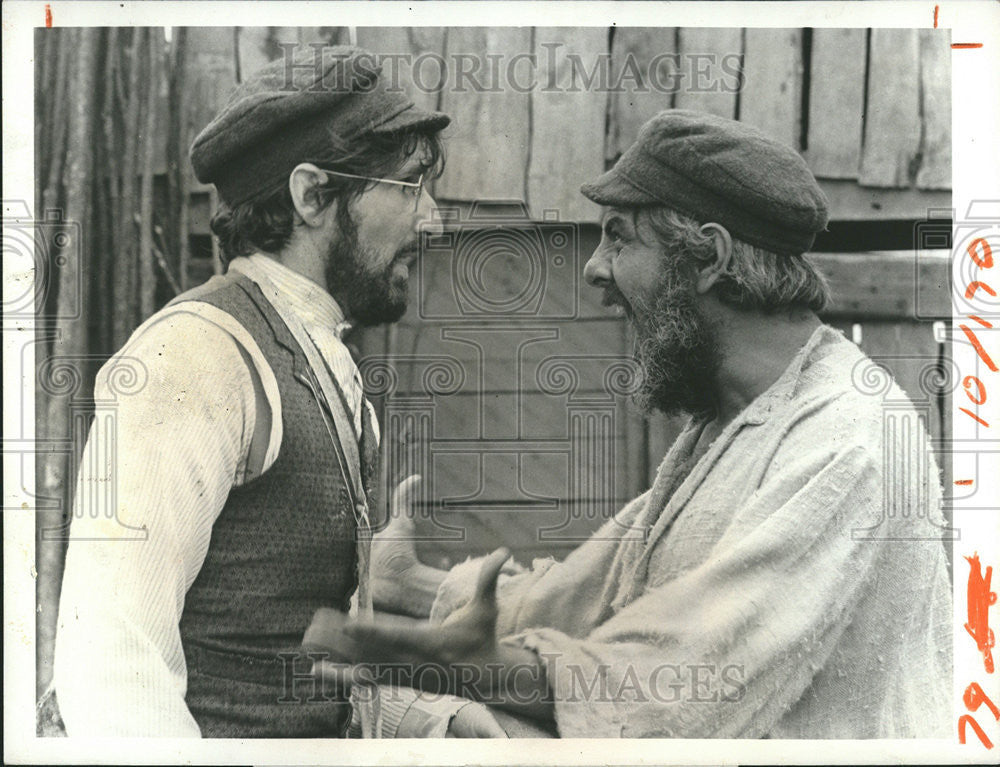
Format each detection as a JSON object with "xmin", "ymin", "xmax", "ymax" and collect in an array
[{"xmin": 629, "ymin": 268, "xmax": 720, "ymax": 419}]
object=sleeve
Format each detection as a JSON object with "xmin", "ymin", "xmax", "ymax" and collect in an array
[
  {"xmin": 505, "ymin": 445, "xmax": 887, "ymax": 738},
  {"xmin": 52, "ymin": 312, "xmax": 259, "ymax": 736},
  {"xmin": 346, "ymin": 686, "xmax": 472, "ymax": 738},
  {"xmin": 429, "ymin": 492, "xmax": 652, "ymax": 637}
]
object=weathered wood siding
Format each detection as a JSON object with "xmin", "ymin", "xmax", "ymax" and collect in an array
[{"xmin": 154, "ymin": 26, "xmax": 959, "ymax": 566}]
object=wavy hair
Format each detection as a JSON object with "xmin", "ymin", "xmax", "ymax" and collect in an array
[
  {"xmin": 210, "ymin": 126, "xmax": 446, "ymax": 267},
  {"xmin": 640, "ymin": 207, "xmax": 831, "ymax": 313}
]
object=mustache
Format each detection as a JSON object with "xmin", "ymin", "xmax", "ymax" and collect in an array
[
  {"xmin": 601, "ymin": 283, "xmax": 629, "ymax": 309},
  {"xmin": 395, "ymin": 243, "xmax": 421, "ymax": 262}
]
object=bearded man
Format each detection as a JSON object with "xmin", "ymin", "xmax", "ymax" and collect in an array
[
  {"xmin": 45, "ymin": 46, "xmax": 504, "ymax": 738},
  {"xmin": 308, "ymin": 110, "xmax": 953, "ymax": 738}
]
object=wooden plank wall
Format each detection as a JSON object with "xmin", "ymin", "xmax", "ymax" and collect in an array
[{"xmin": 173, "ymin": 27, "xmax": 953, "ymax": 566}]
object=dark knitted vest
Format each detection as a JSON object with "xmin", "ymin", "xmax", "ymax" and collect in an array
[{"xmin": 174, "ymin": 273, "xmax": 359, "ymax": 737}]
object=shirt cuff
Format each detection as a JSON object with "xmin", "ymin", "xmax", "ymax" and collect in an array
[{"xmin": 395, "ymin": 692, "xmax": 475, "ymax": 738}]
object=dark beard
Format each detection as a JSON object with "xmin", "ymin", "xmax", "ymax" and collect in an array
[
  {"xmin": 629, "ymin": 265, "xmax": 720, "ymax": 419},
  {"xmin": 324, "ymin": 228, "xmax": 414, "ymax": 327}
]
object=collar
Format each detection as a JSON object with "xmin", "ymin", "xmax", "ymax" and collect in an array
[
  {"xmin": 739, "ymin": 323, "xmax": 842, "ymax": 426},
  {"xmin": 230, "ymin": 254, "xmax": 353, "ymax": 339}
]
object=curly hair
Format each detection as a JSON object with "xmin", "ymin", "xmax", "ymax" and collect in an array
[
  {"xmin": 639, "ymin": 207, "xmax": 831, "ymax": 313},
  {"xmin": 210, "ymin": 126, "xmax": 446, "ymax": 267}
]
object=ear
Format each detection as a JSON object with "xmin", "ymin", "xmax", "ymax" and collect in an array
[
  {"xmin": 694, "ymin": 223, "xmax": 733, "ymax": 295},
  {"xmin": 288, "ymin": 163, "xmax": 337, "ymax": 229}
]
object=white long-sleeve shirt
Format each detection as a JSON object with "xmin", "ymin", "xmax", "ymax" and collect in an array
[{"xmin": 52, "ymin": 255, "xmax": 461, "ymax": 737}]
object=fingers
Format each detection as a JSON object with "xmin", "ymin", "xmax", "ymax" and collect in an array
[
  {"xmin": 473, "ymin": 547, "xmax": 510, "ymax": 605},
  {"xmin": 343, "ymin": 613, "xmax": 443, "ymax": 663},
  {"xmin": 303, "ymin": 607, "xmax": 365, "ymax": 662},
  {"xmin": 390, "ymin": 474, "xmax": 422, "ymax": 516},
  {"xmin": 469, "ymin": 705, "xmax": 509, "ymax": 737},
  {"xmin": 449, "ymin": 703, "xmax": 509, "ymax": 738}
]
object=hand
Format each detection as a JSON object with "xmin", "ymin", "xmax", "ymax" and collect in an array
[
  {"xmin": 371, "ymin": 475, "xmax": 444, "ymax": 616},
  {"xmin": 446, "ymin": 702, "xmax": 508, "ymax": 738},
  {"xmin": 310, "ymin": 548, "xmax": 510, "ymax": 691},
  {"xmin": 308, "ymin": 548, "xmax": 553, "ymax": 718}
]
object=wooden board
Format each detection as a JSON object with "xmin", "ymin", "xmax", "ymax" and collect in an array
[
  {"xmin": 435, "ymin": 28, "xmax": 533, "ymax": 201},
  {"xmin": 860, "ymin": 29, "xmax": 921, "ymax": 188},
  {"xmin": 391, "ymin": 317, "xmax": 626, "ymax": 371},
  {"xmin": 806, "ymin": 28, "xmax": 866, "ymax": 179},
  {"xmin": 356, "ymin": 27, "xmax": 447, "ymax": 115},
  {"xmin": 812, "ymin": 250, "xmax": 951, "ymax": 320},
  {"xmin": 606, "ymin": 28, "xmax": 677, "ymax": 160},
  {"xmin": 818, "ymin": 179, "xmax": 952, "ymax": 221},
  {"xmin": 674, "ymin": 28, "xmax": 741, "ymax": 119},
  {"xmin": 403, "ymin": 217, "xmax": 611, "ymax": 318},
  {"xmin": 916, "ymin": 29, "xmax": 952, "ymax": 190},
  {"xmin": 528, "ymin": 27, "xmax": 608, "ymax": 222},
  {"xmin": 740, "ymin": 28, "xmax": 802, "ymax": 149}
]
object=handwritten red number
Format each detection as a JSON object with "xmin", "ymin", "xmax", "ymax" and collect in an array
[
  {"xmin": 968, "ymin": 237, "xmax": 994, "ymax": 269},
  {"xmin": 959, "ymin": 714, "xmax": 995, "ymax": 749},
  {"xmin": 964, "ymin": 376, "xmax": 988, "ymax": 406},
  {"xmin": 964, "ymin": 682, "xmax": 1000, "ymax": 720}
]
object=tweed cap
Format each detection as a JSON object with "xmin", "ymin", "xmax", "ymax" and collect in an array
[
  {"xmin": 190, "ymin": 45, "xmax": 450, "ymax": 206},
  {"xmin": 581, "ymin": 110, "xmax": 828, "ymax": 255}
]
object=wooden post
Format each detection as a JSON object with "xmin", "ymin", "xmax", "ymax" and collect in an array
[
  {"xmin": 37, "ymin": 27, "xmax": 101, "ymax": 698},
  {"xmin": 139, "ymin": 31, "xmax": 161, "ymax": 320}
]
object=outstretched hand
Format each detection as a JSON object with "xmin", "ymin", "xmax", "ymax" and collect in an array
[
  {"xmin": 308, "ymin": 546, "xmax": 553, "ymax": 718},
  {"xmin": 308, "ymin": 547, "xmax": 510, "ymax": 695}
]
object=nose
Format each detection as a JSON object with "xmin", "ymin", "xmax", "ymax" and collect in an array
[
  {"xmin": 416, "ymin": 189, "xmax": 444, "ymax": 237},
  {"xmin": 583, "ymin": 243, "xmax": 613, "ymax": 287}
]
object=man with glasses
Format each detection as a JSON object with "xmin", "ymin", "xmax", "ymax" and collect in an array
[{"xmin": 47, "ymin": 46, "xmax": 504, "ymax": 738}]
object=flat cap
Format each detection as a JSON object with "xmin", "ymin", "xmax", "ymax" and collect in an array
[
  {"xmin": 581, "ymin": 110, "xmax": 828, "ymax": 255},
  {"xmin": 190, "ymin": 45, "xmax": 450, "ymax": 206}
]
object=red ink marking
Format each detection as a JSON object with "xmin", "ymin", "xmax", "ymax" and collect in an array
[
  {"xmin": 955, "ymin": 479, "xmax": 974, "ymax": 486},
  {"xmin": 966, "ymin": 281, "xmax": 997, "ymax": 300},
  {"xmin": 959, "ymin": 714, "xmax": 995, "ymax": 748},
  {"xmin": 970, "ymin": 315, "xmax": 994, "ymax": 329},
  {"xmin": 934, "ymin": 5, "xmax": 939, "ymax": 28},
  {"xmin": 960, "ymin": 324, "xmax": 999, "ymax": 372},
  {"xmin": 952, "ymin": 43, "xmax": 985, "ymax": 49},
  {"xmin": 44, "ymin": 3, "xmax": 52, "ymax": 27},
  {"xmin": 964, "ymin": 553, "xmax": 997, "ymax": 674},
  {"xmin": 968, "ymin": 237, "xmax": 995, "ymax": 268},
  {"xmin": 960, "ymin": 407, "xmax": 991, "ymax": 427},
  {"xmin": 965, "ymin": 280, "xmax": 997, "ymax": 298},
  {"xmin": 965, "ymin": 682, "xmax": 1000, "ymax": 720},
  {"xmin": 964, "ymin": 376, "xmax": 988, "ymax": 406}
]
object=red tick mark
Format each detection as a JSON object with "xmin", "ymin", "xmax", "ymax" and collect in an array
[
  {"xmin": 955, "ymin": 479, "xmax": 975, "ymax": 486},
  {"xmin": 952, "ymin": 43, "xmax": 984, "ymax": 49},
  {"xmin": 44, "ymin": 3, "xmax": 52, "ymax": 27},
  {"xmin": 934, "ymin": 5, "xmax": 939, "ymax": 28}
]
